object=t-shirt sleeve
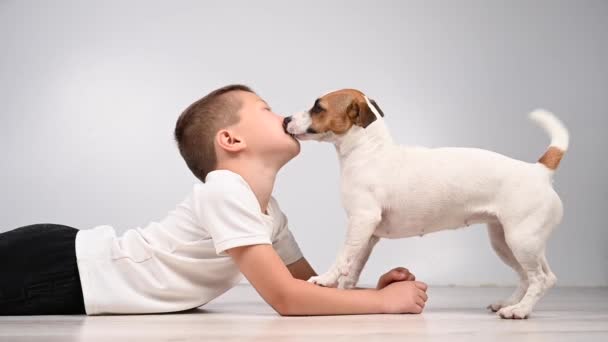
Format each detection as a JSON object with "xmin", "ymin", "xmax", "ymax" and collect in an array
[
  {"xmin": 269, "ymin": 197, "xmax": 304, "ymax": 265},
  {"xmin": 194, "ymin": 180, "xmax": 272, "ymax": 256}
]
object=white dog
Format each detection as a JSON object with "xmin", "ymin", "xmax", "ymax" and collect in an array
[{"xmin": 283, "ymin": 89, "xmax": 569, "ymax": 319}]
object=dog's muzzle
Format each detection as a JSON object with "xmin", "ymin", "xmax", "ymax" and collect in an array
[
  {"xmin": 283, "ymin": 117, "xmax": 292, "ymax": 133},
  {"xmin": 284, "ymin": 112, "xmax": 319, "ymax": 140},
  {"xmin": 283, "ymin": 116, "xmax": 298, "ymax": 138}
]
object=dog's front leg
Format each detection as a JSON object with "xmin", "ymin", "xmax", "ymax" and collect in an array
[
  {"xmin": 309, "ymin": 210, "xmax": 381, "ymax": 288},
  {"xmin": 339, "ymin": 235, "xmax": 380, "ymax": 289}
]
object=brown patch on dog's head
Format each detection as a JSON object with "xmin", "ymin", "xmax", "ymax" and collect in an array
[{"xmin": 306, "ymin": 89, "xmax": 383, "ymax": 135}]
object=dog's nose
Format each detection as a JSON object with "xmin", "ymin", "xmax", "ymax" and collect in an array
[{"xmin": 283, "ymin": 117, "xmax": 292, "ymax": 133}]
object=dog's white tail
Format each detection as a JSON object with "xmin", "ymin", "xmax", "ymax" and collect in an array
[{"xmin": 529, "ymin": 109, "xmax": 569, "ymax": 171}]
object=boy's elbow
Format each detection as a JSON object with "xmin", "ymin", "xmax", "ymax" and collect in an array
[
  {"xmin": 269, "ymin": 287, "xmax": 298, "ymax": 316},
  {"xmin": 274, "ymin": 301, "xmax": 303, "ymax": 316},
  {"xmin": 273, "ymin": 301, "xmax": 292, "ymax": 316}
]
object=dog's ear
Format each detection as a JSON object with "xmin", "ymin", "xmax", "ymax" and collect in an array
[
  {"xmin": 369, "ymin": 98, "xmax": 384, "ymax": 117},
  {"xmin": 349, "ymin": 99, "xmax": 377, "ymax": 128}
]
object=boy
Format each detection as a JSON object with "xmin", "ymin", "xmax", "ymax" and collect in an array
[{"xmin": 0, "ymin": 85, "xmax": 428, "ymax": 316}]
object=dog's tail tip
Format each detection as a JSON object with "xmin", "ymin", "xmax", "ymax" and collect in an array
[{"xmin": 529, "ymin": 109, "xmax": 569, "ymax": 171}]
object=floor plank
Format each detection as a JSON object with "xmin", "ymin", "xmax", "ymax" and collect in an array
[{"xmin": 1, "ymin": 285, "xmax": 606, "ymax": 341}]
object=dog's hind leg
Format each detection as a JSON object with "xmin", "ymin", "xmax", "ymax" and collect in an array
[
  {"xmin": 497, "ymin": 191, "xmax": 562, "ymax": 319},
  {"xmin": 496, "ymin": 213, "xmax": 558, "ymax": 319},
  {"xmin": 486, "ymin": 221, "xmax": 528, "ymax": 312},
  {"xmin": 540, "ymin": 252, "xmax": 557, "ymax": 289}
]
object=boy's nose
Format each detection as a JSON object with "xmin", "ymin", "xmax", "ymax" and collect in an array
[{"xmin": 283, "ymin": 117, "xmax": 292, "ymax": 133}]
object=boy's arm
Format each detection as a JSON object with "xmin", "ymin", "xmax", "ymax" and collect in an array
[{"xmin": 227, "ymin": 244, "xmax": 427, "ymax": 316}]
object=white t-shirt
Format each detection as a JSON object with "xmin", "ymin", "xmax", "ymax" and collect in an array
[{"xmin": 75, "ymin": 170, "xmax": 303, "ymax": 315}]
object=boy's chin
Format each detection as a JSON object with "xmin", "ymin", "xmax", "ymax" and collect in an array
[
  {"xmin": 268, "ymin": 137, "xmax": 300, "ymax": 162},
  {"xmin": 286, "ymin": 138, "xmax": 301, "ymax": 157},
  {"xmin": 284, "ymin": 132, "xmax": 301, "ymax": 147}
]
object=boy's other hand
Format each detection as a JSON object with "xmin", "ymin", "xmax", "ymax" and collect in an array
[
  {"xmin": 376, "ymin": 267, "xmax": 416, "ymax": 290},
  {"xmin": 379, "ymin": 280, "xmax": 428, "ymax": 314}
]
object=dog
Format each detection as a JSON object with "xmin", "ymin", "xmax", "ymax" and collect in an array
[{"xmin": 283, "ymin": 89, "xmax": 569, "ymax": 319}]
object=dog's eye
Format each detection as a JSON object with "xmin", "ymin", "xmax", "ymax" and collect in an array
[{"xmin": 310, "ymin": 101, "xmax": 323, "ymax": 114}]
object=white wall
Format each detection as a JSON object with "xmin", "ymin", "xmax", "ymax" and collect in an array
[{"xmin": 1, "ymin": 0, "xmax": 606, "ymax": 286}]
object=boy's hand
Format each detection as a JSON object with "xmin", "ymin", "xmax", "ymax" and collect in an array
[
  {"xmin": 378, "ymin": 280, "xmax": 428, "ymax": 314},
  {"xmin": 377, "ymin": 267, "xmax": 416, "ymax": 290}
]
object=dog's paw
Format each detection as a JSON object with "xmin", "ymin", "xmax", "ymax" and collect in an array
[
  {"xmin": 487, "ymin": 303, "xmax": 501, "ymax": 312},
  {"xmin": 338, "ymin": 276, "xmax": 358, "ymax": 289},
  {"xmin": 308, "ymin": 273, "xmax": 340, "ymax": 288},
  {"xmin": 497, "ymin": 304, "xmax": 531, "ymax": 319},
  {"xmin": 487, "ymin": 301, "xmax": 509, "ymax": 312}
]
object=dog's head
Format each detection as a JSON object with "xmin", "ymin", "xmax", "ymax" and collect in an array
[{"xmin": 283, "ymin": 89, "xmax": 384, "ymax": 141}]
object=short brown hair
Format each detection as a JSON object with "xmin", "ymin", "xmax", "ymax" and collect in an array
[{"xmin": 174, "ymin": 84, "xmax": 254, "ymax": 182}]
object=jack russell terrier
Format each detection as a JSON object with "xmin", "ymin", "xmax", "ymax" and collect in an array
[{"xmin": 283, "ymin": 89, "xmax": 569, "ymax": 319}]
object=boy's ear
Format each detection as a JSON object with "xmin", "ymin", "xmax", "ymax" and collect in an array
[{"xmin": 216, "ymin": 129, "xmax": 246, "ymax": 152}]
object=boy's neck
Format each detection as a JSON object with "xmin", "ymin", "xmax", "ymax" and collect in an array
[{"xmin": 216, "ymin": 161, "xmax": 278, "ymax": 214}]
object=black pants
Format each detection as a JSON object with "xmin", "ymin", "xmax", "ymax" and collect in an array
[{"xmin": 0, "ymin": 224, "xmax": 86, "ymax": 315}]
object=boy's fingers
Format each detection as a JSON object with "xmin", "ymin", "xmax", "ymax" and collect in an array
[
  {"xmin": 395, "ymin": 271, "xmax": 409, "ymax": 280},
  {"xmin": 388, "ymin": 270, "xmax": 400, "ymax": 278},
  {"xmin": 378, "ymin": 269, "xmax": 417, "ymax": 289},
  {"xmin": 415, "ymin": 281, "xmax": 428, "ymax": 291},
  {"xmin": 416, "ymin": 298, "xmax": 426, "ymax": 307},
  {"xmin": 378, "ymin": 273, "xmax": 401, "ymax": 289},
  {"xmin": 383, "ymin": 270, "xmax": 406, "ymax": 283},
  {"xmin": 392, "ymin": 269, "xmax": 408, "ymax": 279},
  {"xmin": 418, "ymin": 290, "xmax": 428, "ymax": 302}
]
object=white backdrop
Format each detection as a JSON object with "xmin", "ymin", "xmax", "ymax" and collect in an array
[{"xmin": 1, "ymin": 0, "xmax": 606, "ymax": 286}]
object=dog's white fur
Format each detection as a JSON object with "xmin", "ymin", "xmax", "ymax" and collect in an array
[{"xmin": 286, "ymin": 96, "xmax": 569, "ymax": 319}]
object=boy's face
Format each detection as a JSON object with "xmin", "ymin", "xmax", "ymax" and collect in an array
[{"xmin": 231, "ymin": 91, "xmax": 300, "ymax": 164}]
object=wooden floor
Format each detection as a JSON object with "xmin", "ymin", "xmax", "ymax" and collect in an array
[{"xmin": 1, "ymin": 285, "xmax": 607, "ymax": 341}]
